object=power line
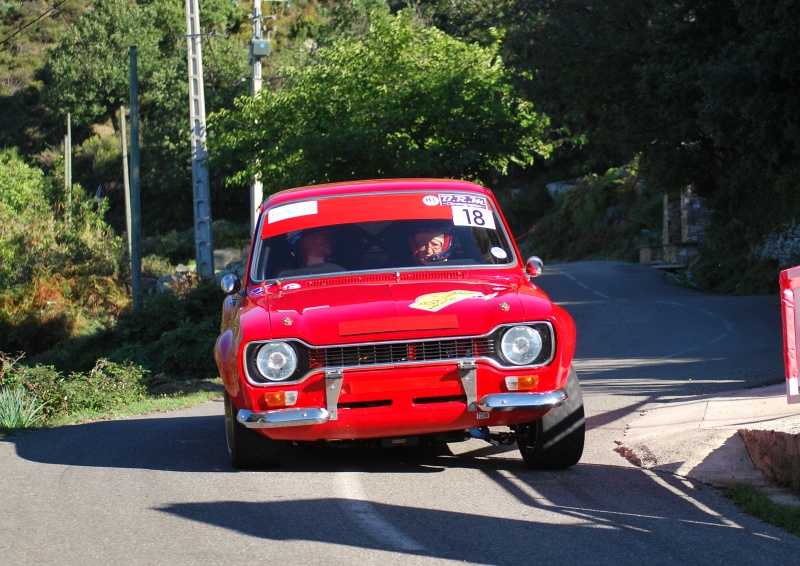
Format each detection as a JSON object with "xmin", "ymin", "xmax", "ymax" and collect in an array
[
  {"xmin": 53, "ymin": 0, "xmax": 92, "ymax": 55},
  {"xmin": 0, "ymin": 0, "xmax": 73, "ymax": 47}
]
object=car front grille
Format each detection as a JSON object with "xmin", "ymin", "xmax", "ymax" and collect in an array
[{"xmin": 310, "ymin": 336, "xmax": 496, "ymax": 369}]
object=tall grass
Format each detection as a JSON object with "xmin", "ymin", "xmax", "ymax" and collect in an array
[{"xmin": 0, "ymin": 386, "xmax": 46, "ymax": 430}]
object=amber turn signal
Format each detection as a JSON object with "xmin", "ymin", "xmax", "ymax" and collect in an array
[
  {"xmin": 264, "ymin": 390, "xmax": 298, "ymax": 408},
  {"xmin": 505, "ymin": 375, "xmax": 539, "ymax": 391}
]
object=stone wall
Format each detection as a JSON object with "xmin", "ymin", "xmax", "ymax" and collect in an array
[{"xmin": 640, "ymin": 186, "xmax": 709, "ymax": 267}]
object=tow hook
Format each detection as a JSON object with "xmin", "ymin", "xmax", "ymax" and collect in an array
[{"xmin": 468, "ymin": 427, "xmax": 516, "ymax": 446}]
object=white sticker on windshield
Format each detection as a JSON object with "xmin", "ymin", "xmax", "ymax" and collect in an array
[
  {"xmin": 439, "ymin": 194, "xmax": 496, "ymax": 229},
  {"xmin": 268, "ymin": 201, "xmax": 318, "ymax": 224},
  {"xmin": 451, "ymin": 206, "xmax": 496, "ymax": 230},
  {"xmin": 490, "ymin": 247, "xmax": 508, "ymax": 259}
]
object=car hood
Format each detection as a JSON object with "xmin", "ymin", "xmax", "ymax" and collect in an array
[{"xmin": 248, "ymin": 275, "xmax": 555, "ymax": 345}]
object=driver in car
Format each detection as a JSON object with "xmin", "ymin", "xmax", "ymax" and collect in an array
[
  {"xmin": 280, "ymin": 228, "xmax": 345, "ymax": 276},
  {"xmin": 412, "ymin": 228, "xmax": 452, "ymax": 265}
]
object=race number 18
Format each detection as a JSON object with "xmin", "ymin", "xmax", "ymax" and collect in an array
[{"xmin": 452, "ymin": 206, "xmax": 496, "ymax": 229}]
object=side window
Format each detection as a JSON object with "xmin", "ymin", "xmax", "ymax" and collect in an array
[{"xmin": 472, "ymin": 224, "xmax": 512, "ymax": 265}]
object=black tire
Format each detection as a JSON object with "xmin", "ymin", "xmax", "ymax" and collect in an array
[
  {"xmin": 224, "ymin": 392, "xmax": 283, "ymax": 470},
  {"xmin": 517, "ymin": 367, "xmax": 585, "ymax": 469}
]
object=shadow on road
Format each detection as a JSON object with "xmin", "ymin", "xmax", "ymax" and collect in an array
[
  {"xmin": 2, "ymin": 402, "xmax": 520, "ymax": 474},
  {"xmin": 4, "ymin": 397, "xmax": 800, "ymax": 562},
  {"xmin": 152, "ymin": 464, "xmax": 799, "ymax": 564}
]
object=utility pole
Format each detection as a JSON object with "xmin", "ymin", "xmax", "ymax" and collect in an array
[
  {"xmin": 120, "ymin": 106, "xmax": 132, "ymax": 257},
  {"xmin": 185, "ymin": 0, "xmax": 214, "ymax": 278},
  {"xmin": 65, "ymin": 113, "xmax": 72, "ymax": 227},
  {"xmin": 249, "ymin": 0, "xmax": 264, "ymax": 236},
  {"xmin": 249, "ymin": 0, "xmax": 287, "ymax": 235},
  {"xmin": 129, "ymin": 47, "xmax": 143, "ymax": 312}
]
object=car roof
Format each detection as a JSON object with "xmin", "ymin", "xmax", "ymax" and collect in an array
[{"xmin": 262, "ymin": 179, "xmax": 493, "ymax": 211}]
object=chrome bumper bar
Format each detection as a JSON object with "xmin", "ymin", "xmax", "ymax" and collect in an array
[
  {"xmin": 478, "ymin": 389, "xmax": 567, "ymax": 412},
  {"xmin": 237, "ymin": 388, "xmax": 566, "ymax": 429},
  {"xmin": 237, "ymin": 407, "xmax": 330, "ymax": 429}
]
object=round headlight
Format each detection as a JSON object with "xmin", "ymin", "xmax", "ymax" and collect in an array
[
  {"xmin": 255, "ymin": 342, "xmax": 298, "ymax": 381},
  {"xmin": 500, "ymin": 326, "xmax": 543, "ymax": 366}
]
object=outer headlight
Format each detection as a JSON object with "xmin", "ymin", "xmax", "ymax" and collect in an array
[
  {"xmin": 500, "ymin": 326, "xmax": 543, "ymax": 366},
  {"xmin": 254, "ymin": 342, "xmax": 298, "ymax": 381}
]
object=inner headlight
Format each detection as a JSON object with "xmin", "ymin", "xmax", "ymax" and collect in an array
[
  {"xmin": 500, "ymin": 326, "xmax": 543, "ymax": 366},
  {"xmin": 255, "ymin": 342, "xmax": 298, "ymax": 381}
]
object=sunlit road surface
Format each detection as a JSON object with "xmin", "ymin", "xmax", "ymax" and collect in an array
[{"xmin": 1, "ymin": 261, "xmax": 796, "ymax": 565}]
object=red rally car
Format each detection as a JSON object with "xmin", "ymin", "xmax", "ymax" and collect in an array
[{"xmin": 215, "ymin": 179, "xmax": 584, "ymax": 469}]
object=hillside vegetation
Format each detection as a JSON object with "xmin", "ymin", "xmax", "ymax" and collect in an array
[{"xmin": 1, "ymin": 1, "xmax": 799, "ymax": 424}]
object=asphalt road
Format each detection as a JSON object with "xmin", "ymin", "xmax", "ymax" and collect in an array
[{"xmin": 1, "ymin": 260, "xmax": 797, "ymax": 565}]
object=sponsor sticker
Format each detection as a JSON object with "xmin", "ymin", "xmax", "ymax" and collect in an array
[
  {"xmin": 409, "ymin": 290, "xmax": 496, "ymax": 312},
  {"xmin": 477, "ymin": 412, "xmax": 490, "ymax": 420},
  {"xmin": 268, "ymin": 200, "xmax": 318, "ymax": 224},
  {"xmin": 422, "ymin": 195, "xmax": 441, "ymax": 206},
  {"xmin": 439, "ymin": 194, "xmax": 488, "ymax": 208}
]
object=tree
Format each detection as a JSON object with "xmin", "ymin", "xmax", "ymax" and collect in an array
[
  {"xmin": 43, "ymin": 0, "xmax": 166, "ymax": 130},
  {"xmin": 42, "ymin": 0, "xmax": 251, "ymax": 234},
  {"xmin": 209, "ymin": 8, "xmax": 551, "ymax": 193}
]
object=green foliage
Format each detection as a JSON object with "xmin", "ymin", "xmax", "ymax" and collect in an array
[
  {"xmin": 105, "ymin": 274, "xmax": 221, "ymax": 379},
  {"xmin": 0, "ymin": 353, "xmax": 147, "ymax": 419},
  {"xmin": 493, "ymin": 180, "xmax": 555, "ymax": 239},
  {"xmin": 209, "ymin": 8, "xmax": 550, "ymax": 192},
  {"xmin": 37, "ymin": 273, "xmax": 222, "ymax": 381},
  {"xmin": 0, "ymin": 150, "xmax": 127, "ymax": 356},
  {"xmin": 726, "ymin": 483, "xmax": 800, "ymax": 537},
  {"xmin": 525, "ymin": 166, "xmax": 662, "ymax": 263},
  {"xmin": 44, "ymin": 0, "xmax": 170, "ymax": 127},
  {"xmin": 512, "ymin": 0, "xmax": 800, "ymax": 292},
  {"xmin": 140, "ymin": 220, "xmax": 249, "ymax": 265},
  {"xmin": 0, "ymin": 386, "xmax": 46, "ymax": 430},
  {"xmin": 687, "ymin": 219, "xmax": 780, "ymax": 295},
  {"xmin": 0, "ymin": 148, "xmax": 54, "ymax": 285},
  {"xmin": 211, "ymin": 219, "xmax": 251, "ymax": 250},
  {"xmin": 39, "ymin": 0, "xmax": 251, "ymax": 234}
]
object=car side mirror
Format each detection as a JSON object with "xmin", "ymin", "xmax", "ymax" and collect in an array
[
  {"xmin": 220, "ymin": 273, "xmax": 241, "ymax": 296},
  {"xmin": 525, "ymin": 256, "xmax": 544, "ymax": 279}
]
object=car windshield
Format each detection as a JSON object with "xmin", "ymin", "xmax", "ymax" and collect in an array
[{"xmin": 249, "ymin": 191, "xmax": 516, "ymax": 281}]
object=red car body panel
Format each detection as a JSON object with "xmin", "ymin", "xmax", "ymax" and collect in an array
[{"xmin": 215, "ymin": 179, "xmax": 576, "ymax": 443}]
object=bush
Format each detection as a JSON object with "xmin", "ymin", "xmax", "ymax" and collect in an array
[
  {"xmin": 0, "ymin": 150, "xmax": 128, "ymax": 356},
  {"xmin": 494, "ymin": 180, "xmax": 555, "ymax": 239},
  {"xmin": 0, "ymin": 148, "xmax": 56, "ymax": 287},
  {"xmin": 0, "ymin": 352, "xmax": 148, "ymax": 418},
  {"xmin": 524, "ymin": 165, "xmax": 662, "ymax": 262},
  {"xmin": 687, "ymin": 222, "xmax": 780, "ymax": 295},
  {"xmin": 33, "ymin": 272, "xmax": 222, "ymax": 382}
]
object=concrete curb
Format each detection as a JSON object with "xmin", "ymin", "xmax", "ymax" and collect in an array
[{"xmin": 617, "ymin": 383, "xmax": 800, "ymax": 505}]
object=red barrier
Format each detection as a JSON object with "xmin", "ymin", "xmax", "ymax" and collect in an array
[{"xmin": 779, "ymin": 267, "xmax": 800, "ymax": 404}]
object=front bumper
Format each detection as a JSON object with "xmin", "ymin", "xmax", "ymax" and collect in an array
[{"xmin": 237, "ymin": 388, "xmax": 567, "ymax": 430}]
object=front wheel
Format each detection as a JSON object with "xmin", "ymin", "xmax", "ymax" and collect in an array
[
  {"xmin": 516, "ymin": 367, "xmax": 585, "ymax": 469},
  {"xmin": 224, "ymin": 392, "xmax": 283, "ymax": 470}
]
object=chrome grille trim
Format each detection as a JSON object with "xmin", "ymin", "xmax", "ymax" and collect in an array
[{"xmin": 313, "ymin": 337, "xmax": 496, "ymax": 368}]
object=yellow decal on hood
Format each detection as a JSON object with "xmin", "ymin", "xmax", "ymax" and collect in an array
[{"xmin": 409, "ymin": 290, "xmax": 493, "ymax": 312}]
